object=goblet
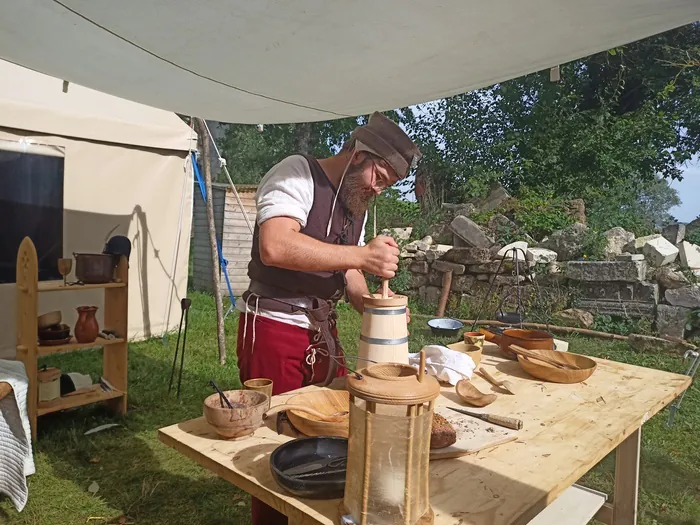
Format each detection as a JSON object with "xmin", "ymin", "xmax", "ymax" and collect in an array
[{"xmin": 57, "ymin": 258, "xmax": 72, "ymax": 286}]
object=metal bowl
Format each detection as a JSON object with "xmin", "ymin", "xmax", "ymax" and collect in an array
[
  {"xmin": 270, "ymin": 436, "xmax": 348, "ymax": 499},
  {"xmin": 427, "ymin": 318, "xmax": 464, "ymax": 337}
]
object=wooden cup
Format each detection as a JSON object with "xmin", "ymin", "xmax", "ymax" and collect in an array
[
  {"xmin": 243, "ymin": 378, "xmax": 273, "ymax": 411},
  {"xmin": 464, "ymin": 331, "xmax": 485, "ymax": 349}
]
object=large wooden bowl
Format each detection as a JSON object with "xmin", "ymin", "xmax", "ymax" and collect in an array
[
  {"xmin": 517, "ymin": 349, "xmax": 597, "ymax": 384},
  {"xmin": 287, "ymin": 390, "xmax": 350, "ymax": 438}
]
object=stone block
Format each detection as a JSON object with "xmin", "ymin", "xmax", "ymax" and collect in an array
[
  {"xmin": 575, "ymin": 299, "xmax": 655, "ymax": 318},
  {"xmin": 476, "ymin": 184, "xmax": 510, "ymax": 212},
  {"xmin": 382, "ymin": 227, "xmax": 413, "ymax": 241},
  {"xmin": 553, "ymin": 308, "xmax": 594, "ymax": 328},
  {"xmin": 419, "ymin": 285, "xmax": 442, "ymax": 304},
  {"xmin": 414, "ymin": 251, "xmax": 427, "ymax": 262},
  {"xmin": 538, "ymin": 222, "xmax": 589, "ymax": 260},
  {"xmin": 566, "ymin": 199, "xmax": 586, "ymax": 223},
  {"xmin": 604, "ymin": 227, "xmax": 635, "ymax": 258},
  {"xmin": 404, "ymin": 243, "xmax": 418, "ymax": 253},
  {"xmin": 498, "ymin": 241, "xmax": 529, "ymax": 259},
  {"xmin": 453, "ymin": 235, "xmax": 468, "ymax": 248},
  {"xmin": 442, "ymin": 202, "xmax": 477, "ymax": 218},
  {"xmin": 409, "ymin": 261, "xmax": 429, "ymax": 274},
  {"xmin": 616, "ymin": 253, "xmax": 644, "ymax": 261},
  {"xmin": 679, "ymin": 241, "xmax": 700, "ymax": 270},
  {"xmin": 662, "ymin": 223, "xmax": 685, "ymax": 245},
  {"xmin": 527, "ymin": 247, "xmax": 558, "ymax": 264},
  {"xmin": 431, "ymin": 244, "xmax": 453, "ymax": 255},
  {"xmin": 622, "ymin": 234, "xmax": 662, "ymax": 254},
  {"xmin": 476, "ymin": 274, "xmax": 489, "ymax": 281},
  {"xmin": 467, "ymin": 260, "xmax": 529, "ymax": 274},
  {"xmin": 451, "ymin": 275, "xmax": 476, "ymax": 292},
  {"xmin": 411, "ymin": 274, "xmax": 428, "ymax": 288},
  {"xmin": 656, "ymin": 304, "xmax": 690, "ymax": 339},
  {"xmin": 432, "ymin": 260, "xmax": 466, "ymax": 275},
  {"xmin": 442, "ymin": 247, "xmax": 492, "ymax": 265},
  {"xmin": 414, "ymin": 240, "xmax": 430, "ymax": 251},
  {"xmin": 449, "ymin": 216, "xmax": 494, "ymax": 248},
  {"xmin": 655, "ymin": 267, "xmax": 690, "ymax": 290},
  {"xmin": 642, "ymin": 236, "xmax": 679, "ymax": 266},
  {"xmin": 665, "ymin": 285, "xmax": 700, "ymax": 308},
  {"xmin": 425, "ymin": 250, "xmax": 438, "ymax": 263},
  {"xmin": 428, "ymin": 270, "xmax": 443, "ymax": 287},
  {"xmin": 577, "ymin": 281, "xmax": 658, "ymax": 303},
  {"xmin": 400, "ymin": 251, "xmax": 415, "ymax": 259},
  {"xmin": 566, "ymin": 260, "xmax": 647, "ymax": 282}
]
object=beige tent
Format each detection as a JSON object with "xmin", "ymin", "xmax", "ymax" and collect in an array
[{"xmin": 0, "ymin": 59, "xmax": 195, "ymax": 359}]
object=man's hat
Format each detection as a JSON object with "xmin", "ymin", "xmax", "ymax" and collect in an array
[{"xmin": 349, "ymin": 112, "xmax": 421, "ymax": 179}]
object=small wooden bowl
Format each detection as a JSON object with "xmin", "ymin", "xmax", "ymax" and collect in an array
[
  {"xmin": 38, "ymin": 310, "xmax": 61, "ymax": 329},
  {"xmin": 287, "ymin": 390, "xmax": 350, "ymax": 438},
  {"xmin": 203, "ymin": 390, "xmax": 268, "ymax": 439},
  {"xmin": 517, "ymin": 349, "xmax": 597, "ymax": 384},
  {"xmin": 446, "ymin": 341, "xmax": 482, "ymax": 367}
]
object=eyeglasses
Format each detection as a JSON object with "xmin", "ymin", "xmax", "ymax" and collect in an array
[{"xmin": 369, "ymin": 158, "xmax": 396, "ymax": 191}]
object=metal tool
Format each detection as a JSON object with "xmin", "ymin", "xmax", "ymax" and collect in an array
[
  {"xmin": 667, "ymin": 349, "xmax": 700, "ymax": 427},
  {"xmin": 283, "ymin": 456, "xmax": 347, "ymax": 477},
  {"xmin": 208, "ymin": 379, "xmax": 234, "ymax": 409},
  {"xmin": 448, "ymin": 406, "xmax": 523, "ymax": 430},
  {"xmin": 290, "ymin": 468, "xmax": 347, "ymax": 479},
  {"xmin": 168, "ymin": 297, "xmax": 192, "ymax": 398}
]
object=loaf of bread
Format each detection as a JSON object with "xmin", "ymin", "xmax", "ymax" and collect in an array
[{"xmin": 430, "ymin": 413, "xmax": 457, "ymax": 449}]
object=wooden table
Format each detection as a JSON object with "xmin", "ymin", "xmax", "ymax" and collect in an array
[{"xmin": 158, "ymin": 344, "xmax": 690, "ymax": 525}]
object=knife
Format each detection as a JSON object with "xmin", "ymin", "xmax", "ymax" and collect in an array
[
  {"xmin": 447, "ymin": 406, "xmax": 523, "ymax": 430},
  {"xmin": 283, "ymin": 456, "xmax": 347, "ymax": 476}
]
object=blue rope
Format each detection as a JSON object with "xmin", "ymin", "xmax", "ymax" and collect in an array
[{"xmin": 191, "ymin": 151, "xmax": 237, "ymax": 316}]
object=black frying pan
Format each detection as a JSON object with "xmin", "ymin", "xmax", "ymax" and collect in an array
[{"xmin": 269, "ymin": 436, "xmax": 348, "ymax": 499}]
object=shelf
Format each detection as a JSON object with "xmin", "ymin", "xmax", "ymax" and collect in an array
[
  {"xmin": 35, "ymin": 337, "xmax": 125, "ymax": 356},
  {"xmin": 37, "ymin": 280, "xmax": 126, "ymax": 292},
  {"xmin": 37, "ymin": 388, "xmax": 125, "ymax": 416}
]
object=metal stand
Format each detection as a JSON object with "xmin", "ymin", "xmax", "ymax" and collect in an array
[
  {"xmin": 666, "ymin": 349, "xmax": 700, "ymax": 427},
  {"xmin": 168, "ymin": 297, "xmax": 192, "ymax": 398}
]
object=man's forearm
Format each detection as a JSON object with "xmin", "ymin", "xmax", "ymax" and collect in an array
[
  {"xmin": 345, "ymin": 269, "xmax": 370, "ymax": 313},
  {"xmin": 260, "ymin": 223, "xmax": 363, "ymax": 272}
]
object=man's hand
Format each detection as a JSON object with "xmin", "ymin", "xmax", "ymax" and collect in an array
[{"xmin": 362, "ymin": 236, "xmax": 399, "ymax": 278}]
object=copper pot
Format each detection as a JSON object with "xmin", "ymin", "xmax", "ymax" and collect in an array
[
  {"xmin": 498, "ymin": 329, "xmax": 554, "ymax": 360},
  {"xmin": 73, "ymin": 252, "xmax": 116, "ymax": 284}
]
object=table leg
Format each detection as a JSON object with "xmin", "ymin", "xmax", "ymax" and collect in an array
[{"xmin": 594, "ymin": 428, "xmax": 641, "ymax": 525}]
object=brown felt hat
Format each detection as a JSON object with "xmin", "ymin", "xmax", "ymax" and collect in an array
[{"xmin": 350, "ymin": 112, "xmax": 421, "ymax": 179}]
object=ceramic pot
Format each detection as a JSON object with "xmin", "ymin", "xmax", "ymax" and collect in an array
[{"xmin": 75, "ymin": 306, "xmax": 99, "ymax": 343}]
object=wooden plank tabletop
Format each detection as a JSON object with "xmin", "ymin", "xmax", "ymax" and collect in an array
[{"xmin": 158, "ymin": 344, "xmax": 690, "ymax": 525}]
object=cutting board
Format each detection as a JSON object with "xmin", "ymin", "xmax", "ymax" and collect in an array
[{"xmin": 429, "ymin": 405, "xmax": 518, "ymax": 460}]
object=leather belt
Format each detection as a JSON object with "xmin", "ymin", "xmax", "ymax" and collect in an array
[{"xmin": 243, "ymin": 281, "xmax": 344, "ymax": 386}]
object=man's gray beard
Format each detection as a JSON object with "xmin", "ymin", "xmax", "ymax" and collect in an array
[{"xmin": 340, "ymin": 171, "xmax": 373, "ymax": 218}]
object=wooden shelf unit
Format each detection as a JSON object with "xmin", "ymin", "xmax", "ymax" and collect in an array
[{"xmin": 16, "ymin": 237, "xmax": 129, "ymax": 439}]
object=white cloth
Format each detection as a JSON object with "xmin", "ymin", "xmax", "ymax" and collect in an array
[
  {"xmin": 0, "ymin": 359, "xmax": 35, "ymax": 512},
  {"xmin": 409, "ymin": 345, "xmax": 476, "ymax": 386},
  {"xmin": 236, "ymin": 155, "xmax": 367, "ymax": 329}
]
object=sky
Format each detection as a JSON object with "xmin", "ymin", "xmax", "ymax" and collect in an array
[{"xmin": 670, "ymin": 156, "xmax": 700, "ymax": 223}]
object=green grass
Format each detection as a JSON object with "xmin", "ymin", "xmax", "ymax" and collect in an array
[{"xmin": 1, "ymin": 293, "xmax": 699, "ymax": 524}]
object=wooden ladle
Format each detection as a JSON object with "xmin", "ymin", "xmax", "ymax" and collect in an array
[
  {"xmin": 263, "ymin": 404, "xmax": 349, "ymax": 422},
  {"xmin": 455, "ymin": 379, "xmax": 496, "ymax": 407}
]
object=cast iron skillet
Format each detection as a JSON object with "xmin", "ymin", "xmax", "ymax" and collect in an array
[{"xmin": 270, "ymin": 436, "xmax": 348, "ymax": 499}]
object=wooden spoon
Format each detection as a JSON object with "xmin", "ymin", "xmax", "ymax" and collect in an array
[
  {"xmin": 476, "ymin": 367, "xmax": 516, "ymax": 395},
  {"xmin": 455, "ymin": 380, "xmax": 496, "ymax": 407},
  {"xmin": 263, "ymin": 404, "xmax": 349, "ymax": 422}
]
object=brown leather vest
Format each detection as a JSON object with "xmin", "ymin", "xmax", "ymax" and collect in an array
[{"xmin": 247, "ymin": 154, "xmax": 364, "ymax": 300}]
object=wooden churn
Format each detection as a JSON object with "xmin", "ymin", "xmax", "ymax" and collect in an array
[
  {"xmin": 358, "ymin": 291, "xmax": 409, "ymax": 366},
  {"xmin": 341, "ymin": 351, "xmax": 439, "ymax": 525}
]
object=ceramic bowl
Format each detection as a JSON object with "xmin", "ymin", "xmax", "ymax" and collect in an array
[{"xmin": 38, "ymin": 310, "xmax": 61, "ymax": 329}]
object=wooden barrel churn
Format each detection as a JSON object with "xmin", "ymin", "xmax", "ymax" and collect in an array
[{"xmin": 358, "ymin": 293, "xmax": 409, "ymax": 366}]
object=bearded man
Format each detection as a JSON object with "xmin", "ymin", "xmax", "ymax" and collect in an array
[{"xmin": 235, "ymin": 112, "xmax": 420, "ymax": 524}]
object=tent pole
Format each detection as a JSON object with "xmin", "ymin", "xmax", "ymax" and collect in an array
[{"xmin": 194, "ymin": 117, "xmax": 227, "ymax": 365}]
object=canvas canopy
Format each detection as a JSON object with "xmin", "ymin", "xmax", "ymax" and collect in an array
[{"xmin": 1, "ymin": 1, "xmax": 699, "ymax": 124}]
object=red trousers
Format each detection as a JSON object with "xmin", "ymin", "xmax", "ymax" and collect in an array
[{"xmin": 236, "ymin": 312, "xmax": 346, "ymax": 525}]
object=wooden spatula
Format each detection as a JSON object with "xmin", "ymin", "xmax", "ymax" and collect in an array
[{"xmin": 476, "ymin": 367, "xmax": 516, "ymax": 395}]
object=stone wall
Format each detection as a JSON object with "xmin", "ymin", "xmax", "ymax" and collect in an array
[{"xmin": 401, "ymin": 189, "xmax": 700, "ymax": 340}]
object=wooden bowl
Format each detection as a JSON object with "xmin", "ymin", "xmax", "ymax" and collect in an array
[
  {"xmin": 39, "ymin": 323, "xmax": 71, "ymax": 341},
  {"xmin": 203, "ymin": 390, "xmax": 268, "ymax": 439},
  {"xmin": 446, "ymin": 341, "xmax": 482, "ymax": 367},
  {"xmin": 517, "ymin": 349, "xmax": 597, "ymax": 384},
  {"xmin": 38, "ymin": 310, "xmax": 61, "ymax": 329},
  {"xmin": 287, "ymin": 390, "xmax": 350, "ymax": 438}
]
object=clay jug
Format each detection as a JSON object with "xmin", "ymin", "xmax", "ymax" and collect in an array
[{"xmin": 75, "ymin": 306, "xmax": 99, "ymax": 343}]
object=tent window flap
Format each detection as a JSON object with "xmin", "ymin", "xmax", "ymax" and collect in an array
[{"xmin": 0, "ymin": 143, "xmax": 64, "ymax": 283}]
